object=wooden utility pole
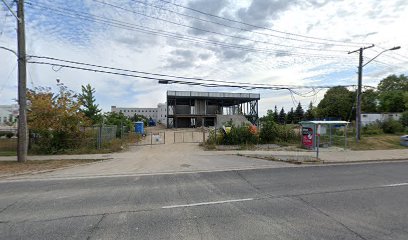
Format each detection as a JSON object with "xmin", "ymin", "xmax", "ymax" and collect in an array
[
  {"xmin": 17, "ymin": 0, "xmax": 28, "ymax": 162},
  {"xmin": 348, "ymin": 44, "xmax": 374, "ymax": 143}
]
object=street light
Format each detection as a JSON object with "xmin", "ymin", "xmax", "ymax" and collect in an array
[
  {"xmin": 348, "ymin": 45, "xmax": 401, "ymax": 142},
  {"xmin": 363, "ymin": 46, "xmax": 401, "ymax": 67}
]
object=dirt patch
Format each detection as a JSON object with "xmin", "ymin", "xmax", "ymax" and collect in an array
[{"xmin": 0, "ymin": 159, "xmax": 103, "ymax": 176}]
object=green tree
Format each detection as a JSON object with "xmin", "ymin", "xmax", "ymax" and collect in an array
[
  {"xmin": 377, "ymin": 74, "xmax": 408, "ymax": 112},
  {"xmin": 104, "ymin": 112, "xmax": 133, "ymax": 137},
  {"xmin": 260, "ymin": 109, "xmax": 274, "ymax": 123},
  {"xmin": 286, "ymin": 107, "xmax": 294, "ymax": 124},
  {"xmin": 316, "ymin": 86, "xmax": 354, "ymax": 120},
  {"xmin": 361, "ymin": 89, "xmax": 378, "ymax": 113},
  {"xmin": 78, "ymin": 84, "xmax": 102, "ymax": 124},
  {"xmin": 304, "ymin": 102, "xmax": 315, "ymax": 120},
  {"xmin": 278, "ymin": 107, "xmax": 286, "ymax": 124},
  {"xmin": 273, "ymin": 105, "xmax": 279, "ymax": 123},
  {"xmin": 294, "ymin": 102, "xmax": 304, "ymax": 123}
]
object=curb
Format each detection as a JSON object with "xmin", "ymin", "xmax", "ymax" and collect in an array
[{"xmin": 239, "ymin": 154, "xmax": 408, "ymax": 165}]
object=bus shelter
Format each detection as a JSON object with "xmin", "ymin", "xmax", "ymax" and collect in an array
[{"xmin": 299, "ymin": 121, "xmax": 350, "ymax": 150}]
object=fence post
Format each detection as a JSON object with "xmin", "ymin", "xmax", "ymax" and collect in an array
[{"xmin": 98, "ymin": 126, "xmax": 102, "ymax": 149}]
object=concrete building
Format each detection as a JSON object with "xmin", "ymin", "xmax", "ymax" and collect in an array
[
  {"xmin": 361, "ymin": 112, "xmax": 402, "ymax": 126},
  {"xmin": 0, "ymin": 105, "xmax": 17, "ymax": 126},
  {"xmin": 166, "ymin": 90, "xmax": 260, "ymax": 128},
  {"xmin": 111, "ymin": 103, "xmax": 167, "ymax": 124}
]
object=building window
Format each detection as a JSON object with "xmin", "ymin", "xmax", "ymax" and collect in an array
[{"xmin": 362, "ymin": 114, "xmax": 367, "ymax": 117}]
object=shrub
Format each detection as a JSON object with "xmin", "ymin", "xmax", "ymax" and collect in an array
[
  {"xmin": 259, "ymin": 121, "xmax": 277, "ymax": 143},
  {"xmin": 223, "ymin": 125, "xmax": 258, "ymax": 145},
  {"xmin": 400, "ymin": 111, "xmax": 408, "ymax": 127},
  {"xmin": 381, "ymin": 119, "xmax": 404, "ymax": 134},
  {"xmin": 362, "ymin": 122, "xmax": 383, "ymax": 135},
  {"xmin": 259, "ymin": 121, "xmax": 298, "ymax": 144}
]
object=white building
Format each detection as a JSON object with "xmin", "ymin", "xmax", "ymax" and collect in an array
[
  {"xmin": 0, "ymin": 105, "xmax": 17, "ymax": 126},
  {"xmin": 111, "ymin": 103, "xmax": 168, "ymax": 124},
  {"xmin": 361, "ymin": 112, "xmax": 402, "ymax": 126}
]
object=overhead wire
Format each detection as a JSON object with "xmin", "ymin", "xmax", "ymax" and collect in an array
[
  {"xmin": 28, "ymin": 1, "xmax": 351, "ymax": 53},
  {"xmin": 155, "ymin": 0, "xmax": 372, "ymax": 46},
  {"xmin": 26, "ymin": 2, "xmax": 357, "ymax": 61},
  {"xmin": 100, "ymin": 0, "xmax": 365, "ymax": 48},
  {"xmin": 27, "ymin": 55, "xmax": 359, "ymax": 90}
]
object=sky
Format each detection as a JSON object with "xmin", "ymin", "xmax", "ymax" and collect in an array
[{"xmin": 1, "ymin": 0, "xmax": 408, "ymax": 116}]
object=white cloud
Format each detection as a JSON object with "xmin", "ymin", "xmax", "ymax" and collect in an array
[{"xmin": 0, "ymin": 0, "xmax": 407, "ymax": 116}]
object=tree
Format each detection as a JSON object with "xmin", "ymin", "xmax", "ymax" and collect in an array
[
  {"xmin": 316, "ymin": 86, "xmax": 354, "ymax": 120},
  {"xmin": 377, "ymin": 75, "xmax": 408, "ymax": 112},
  {"xmin": 104, "ymin": 112, "xmax": 133, "ymax": 137},
  {"xmin": 286, "ymin": 107, "xmax": 294, "ymax": 124},
  {"xmin": 260, "ymin": 109, "xmax": 274, "ymax": 123},
  {"xmin": 304, "ymin": 102, "xmax": 315, "ymax": 120},
  {"xmin": 361, "ymin": 89, "xmax": 378, "ymax": 113},
  {"xmin": 273, "ymin": 105, "xmax": 279, "ymax": 123},
  {"xmin": 294, "ymin": 102, "xmax": 304, "ymax": 123},
  {"xmin": 27, "ymin": 83, "xmax": 90, "ymax": 152},
  {"xmin": 278, "ymin": 107, "xmax": 286, "ymax": 124},
  {"xmin": 78, "ymin": 84, "xmax": 102, "ymax": 124},
  {"xmin": 377, "ymin": 74, "xmax": 408, "ymax": 92}
]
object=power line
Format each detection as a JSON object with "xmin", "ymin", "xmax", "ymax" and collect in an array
[
  {"xmin": 28, "ymin": 55, "xmax": 357, "ymax": 89},
  {"xmin": 155, "ymin": 0, "xmax": 372, "ymax": 46},
  {"xmin": 101, "ymin": 0, "xmax": 364, "ymax": 48},
  {"xmin": 34, "ymin": 0, "xmax": 349, "ymax": 53},
  {"xmin": 27, "ymin": 59, "xmax": 359, "ymax": 92},
  {"xmin": 26, "ymin": 2, "xmax": 356, "ymax": 60}
]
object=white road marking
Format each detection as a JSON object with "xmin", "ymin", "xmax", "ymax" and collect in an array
[
  {"xmin": 162, "ymin": 198, "xmax": 254, "ymax": 209},
  {"xmin": 382, "ymin": 182, "xmax": 408, "ymax": 187}
]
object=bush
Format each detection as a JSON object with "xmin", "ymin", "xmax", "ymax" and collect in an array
[
  {"xmin": 207, "ymin": 124, "xmax": 258, "ymax": 145},
  {"xmin": 400, "ymin": 111, "xmax": 408, "ymax": 127},
  {"xmin": 381, "ymin": 119, "xmax": 404, "ymax": 134},
  {"xmin": 222, "ymin": 125, "xmax": 258, "ymax": 145},
  {"xmin": 259, "ymin": 121, "xmax": 277, "ymax": 143},
  {"xmin": 259, "ymin": 121, "xmax": 297, "ymax": 144},
  {"xmin": 362, "ymin": 122, "xmax": 383, "ymax": 135}
]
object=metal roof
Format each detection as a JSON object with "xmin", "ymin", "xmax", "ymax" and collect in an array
[{"xmin": 299, "ymin": 120, "xmax": 350, "ymax": 125}]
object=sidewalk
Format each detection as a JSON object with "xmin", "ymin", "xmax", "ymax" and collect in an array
[{"xmin": 232, "ymin": 149, "xmax": 408, "ymax": 164}]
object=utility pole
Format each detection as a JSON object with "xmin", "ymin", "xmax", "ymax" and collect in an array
[
  {"xmin": 348, "ymin": 44, "xmax": 374, "ymax": 143},
  {"xmin": 17, "ymin": 0, "xmax": 28, "ymax": 162}
]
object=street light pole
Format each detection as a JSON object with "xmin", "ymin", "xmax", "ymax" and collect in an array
[{"xmin": 348, "ymin": 45, "xmax": 401, "ymax": 142}]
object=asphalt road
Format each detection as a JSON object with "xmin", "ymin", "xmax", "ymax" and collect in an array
[{"xmin": 1, "ymin": 161, "xmax": 408, "ymax": 240}]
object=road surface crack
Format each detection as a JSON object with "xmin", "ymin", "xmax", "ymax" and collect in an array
[
  {"xmin": 296, "ymin": 196, "xmax": 368, "ymax": 240},
  {"xmin": 0, "ymin": 200, "xmax": 20, "ymax": 215},
  {"xmin": 87, "ymin": 213, "xmax": 107, "ymax": 240}
]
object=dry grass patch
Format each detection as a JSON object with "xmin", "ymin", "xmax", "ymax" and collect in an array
[
  {"xmin": 348, "ymin": 135, "xmax": 405, "ymax": 150},
  {"xmin": 0, "ymin": 159, "xmax": 103, "ymax": 176}
]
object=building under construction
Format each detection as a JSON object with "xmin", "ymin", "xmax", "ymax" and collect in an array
[{"xmin": 166, "ymin": 91, "xmax": 260, "ymax": 128}]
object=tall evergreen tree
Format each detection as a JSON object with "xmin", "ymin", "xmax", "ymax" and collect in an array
[
  {"xmin": 304, "ymin": 101, "xmax": 315, "ymax": 120},
  {"xmin": 286, "ymin": 107, "xmax": 294, "ymax": 124},
  {"xmin": 278, "ymin": 107, "xmax": 286, "ymax": 124},
  {"xmin": 294, "ymin": 102, "xmax": 304, "ymax": 123},
  {"xmin": 78, "ymin": 84, "xmax": 102, "ymax": 124},
  {"xmin": 273, "ymin": 105, "xmax": 279, "ymax": 123}
]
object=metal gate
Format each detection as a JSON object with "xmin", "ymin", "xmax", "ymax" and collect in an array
[
  {"xmin": 173, "ymin": 131, "xmax": 209, "ymax": 143},
  {"xmin": 135, "ymin": 132, "xmax": 166, "ymax": 146}
]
